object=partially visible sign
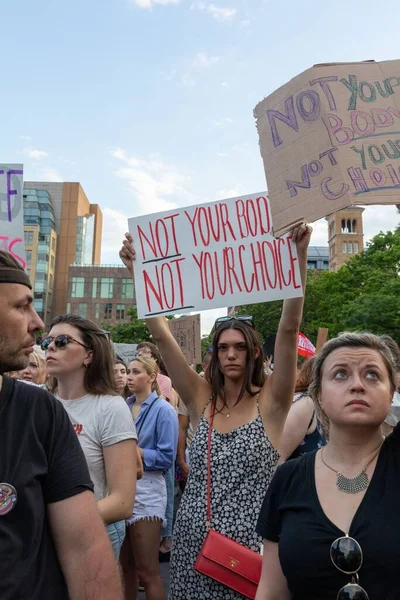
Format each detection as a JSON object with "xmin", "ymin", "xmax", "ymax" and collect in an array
[
  {"xmin": 254, "ymin": 60, "xmax": 400, "ymax": 236},
  {"xmin": 298, "ymin": 332, "xmax": 316, "ymax": 359},
  {"xmin": 129, "ymin": 192, "xmax": 303, "ymax": 318},
  {"xmin": 114, "ymin": 343, "xmax": 138, "ymax": 366},
  {"xmin": 169, "ymin": 314, "xmax": 201, "ymax": 365},
  {"xmin": 0, "ymin": 165, "xmax": 25, "ymax": 267}
]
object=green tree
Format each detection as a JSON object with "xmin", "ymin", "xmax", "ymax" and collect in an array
[{"xmin": 107, "ymin": 307, "xmax": 152, "ymax": 344}]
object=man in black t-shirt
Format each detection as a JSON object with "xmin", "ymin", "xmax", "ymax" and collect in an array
[{"xmin": 0, "ymin": 251, "xmax": 123, "ymax": 600}]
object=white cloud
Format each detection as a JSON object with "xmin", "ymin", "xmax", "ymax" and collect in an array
[
  {"xmin": 111, "ymin": 148, "xmax": 199, "ymax": 214},
  {"xmin": 20, "ymin": 135, "xmax": 32, "ymax": 141},
  {"xmin": 212, "ymin": 117, "xmax": 233, "ymax": 127},
  {"xmin": 130, "ymin": 0, "xmax": 181, "ymax": 8},
  {"xmin": 100, "ymin": 208, "xmax": 130, "ymax": 264},
  {"xmin": 181, "ymin": 73, "xmax": 196, "ymax": 88},
  {"xmin": 23, "ymin": 148, "xmax": 48, "ymax": 160},
  {"xmin": 40, "ymin": 167, "xmax": 63, "ymax": 182},
  {"xmin": 208, "ymin": 4, "xmax": 236, "ymax": 20},
  {"xmin": 191, "ymin": 1, "xmax": 236, "ymax": 21},
  {"xmin": 240, "ymin": 19, "xmax": 251, "ymax": 28},
  {"xmin": 215, "ymin": 183, "xmax": 247, "ymax": 200},
  {"xmin": 220, "ymin": 81, "xmax": 229, "ymax": 88},
  {"xmin": 192, "ymin": 51, "xmax": 221, "ymax": 68}
]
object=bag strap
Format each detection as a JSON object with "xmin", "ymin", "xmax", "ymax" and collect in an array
[
  {"xmin": 136, "ymin": 397, "xmax": 160, "ymax": 438},
  {"xmin": 206, "ymin": 401, "xmax": 215, "ymax": 530}
]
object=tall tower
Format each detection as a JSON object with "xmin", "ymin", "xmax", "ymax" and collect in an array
[{"xmin": 327, "ymin": 206, "xmax": 365, "ymax": 272}]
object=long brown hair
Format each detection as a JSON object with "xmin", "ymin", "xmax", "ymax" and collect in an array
[
  {"xmin": 206, "ymin": 320, "xmax": 265, "ymax": 408},
  {"xmin": 129, "ymin": 357, "xmax": 161, "ymax": 397},
  {"xmin": 49, "ymin": 314, "xmax": 119, "ymax": 396}
]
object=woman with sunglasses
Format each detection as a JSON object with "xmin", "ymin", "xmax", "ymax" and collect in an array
[
  {"xmin": 43, "ymin": 314, "xmax": 137, "ymax": 560},
  {"xmin": 256, "ymin": 332, "xmax": 398, "ymax": 600},
  {"xmin": 120, "ymin": 223, "xmax": 311, "ymax": 599}
]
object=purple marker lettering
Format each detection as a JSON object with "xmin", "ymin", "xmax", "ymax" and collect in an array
[
  {"xmin": 371, "ymin": 108, "xmax": 394, "ymax": 127},
  {"xmin": 351, "ymin": 111, "xmax": 375, "ymax": 137},
  {"xmin": 286, "ymin": 165, "xmax": 311, "ymax": 197},
  {"xmin": 296, "ymin": 90, "xmax": 320, "ymax": 122},
  {"xmin": 309, "ymin": 76, "xmax": 338, "ymax": 111},
  {"xmin": 7, "ymin": 170, "xmax": 23, "ymax": 223},
  {"xmin": 369, "ymin": 168, "xmax": 386, "ymax": 186},
  {"xmin": 308, "ymin": 160, "xmax": 323, "ymax": 176},
  {"xmin": 323, "ymin": 114, "xmax": 354, "ymax": 145},
  {"xmin": 321, "ymin": 177, "xmax": 349, "ymax": 200},
  {"xmin": 387, "ymin": 164, "xmax": 400, "ymax": 186},
  {"xmin": 267, "ymin": 96, "xmax": 298, "ymax": 148},
  {"xmin": 348, "ymin": 167, "xmax": 369, "ymax": 193},
  {"xmin": 319, "ymin": 147, "xmax": 339, "ymax": 166}
]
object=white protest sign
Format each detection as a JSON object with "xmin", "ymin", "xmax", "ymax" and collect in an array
[
  {"xmin": 129, "ymin": 192, "xmax": 303, "ymax": 319},
  {"xmin": 0, "ymin": 165, "xmax": 25, "ymax": 267},
  {"xmin": 114, "ymin": 343, "xmax": 138, "ymax": 365},
  {"xmin": 254, "ymin": 59, "xmax": 400, "ymax": 236}
]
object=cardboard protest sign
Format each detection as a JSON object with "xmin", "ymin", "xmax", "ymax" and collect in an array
[
  {"xmin": 129, "ymin": 192, "xmax": 303, "ymax": 319},
  {"xmin": 0, "ymin": 165, "xmax": 25, "ymax": 267},
  {"xmin": 254, "ymin": 60, "xmax": 400, "ymax": 235},
  {"xmin": 114, "ymin": 343, "xmax": 138, "ymax": 365},
  {"xmin": 169, "ymin": 314, "xmax": 201, "ymax": 364}
]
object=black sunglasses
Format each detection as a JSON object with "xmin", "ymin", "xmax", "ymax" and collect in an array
[
  {"xmin": 331, "ymin": 535, "xmax": 369, "ymax": 600},
  {"xmin": 41, "ymin": 334, "xmax": 89, "ymax": 351},
  {"xmin": 214, "ymin": 315, "xmax": 255, "ymax": 330}
]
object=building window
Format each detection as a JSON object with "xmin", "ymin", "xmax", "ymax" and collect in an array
[
  {"xmin": 116, "ymin": 304, "xmax": 126, "ymax": 320},
  {"xmin": 100, "ymin": 278, "xmax": 114, "ymax": 299},
  {"xmin": 342, "ymin": 243, "xmax": 347, "ymax": 254},
  {"xmin": 78, "ymin": 303, "xmax": 88, "ymax": 318},
  {"xmin": 66, "ymin": 302, "xmax": 71, "ymax": 313},
  {"xmin": 26, "ymin": 250, "xmax": 32, "ymax": 264},
  {"xmin": 354, "ymin": 242, "xmax": 359, "ymax": 253},
  {"xmin": 121, "ymin": 278, "xmax": 134, "ymax": 299},
  {"xmin": 348, "ymin": 243, "xmax": 353, "ymax": 254},
  {"xmin": 24, "ymin": 231, "xmax": 34, "ymax": 246},
  {"xmin": 71, "ymin": 277, "xmax": 85, "ymax": 298},
  {"xmin": 104, "ymin": 303, "xmax": 113, "ymax": 320},
  {"xmin": 92, "ymin": 278, "xmax": 98, "ymax": 298},
  {"xmin": 37, "ymin": 253, "xmax": 49, "ymax": 262},
  {"xmin": 95, "ymin": 303, "xmax": 100, "ymax": 320}
]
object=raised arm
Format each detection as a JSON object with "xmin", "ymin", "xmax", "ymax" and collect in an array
[
  {"xmin": 260, "ymin": 224, "xmax": 311, "ymax": 446},
  {"xmin": 278, "ymin": 395, "xmax": 314, "ymax": 463},
  {"xmin": 120, "ymin": 233, "xmax": 209, "ymax": 412}
]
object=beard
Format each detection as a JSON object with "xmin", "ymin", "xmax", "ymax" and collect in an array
[{"xmin": 0, "ymin": 338, "xmax": 30, "ymax": 374}]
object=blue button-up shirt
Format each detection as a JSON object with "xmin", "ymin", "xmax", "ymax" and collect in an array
[{"xmin": 127, "ymin": 391, "xmax": 178, "ymax": 472}]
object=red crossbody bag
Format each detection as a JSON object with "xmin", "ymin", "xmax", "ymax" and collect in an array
[{"xmin": 194, "ymin": 403, "xmax": 263, "ymax": 599}]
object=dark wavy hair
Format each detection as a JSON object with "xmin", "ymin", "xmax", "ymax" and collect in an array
[
  {"xmin": 49, "ymin": 313, "xmax": 119, "ymax": 396},
  {"xmin": 205, "ymin": 320, "xmax": 265, "ymax": 409}
]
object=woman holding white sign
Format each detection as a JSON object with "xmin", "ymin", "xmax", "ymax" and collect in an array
[{"xmin": 120, "ymin": 223, "xmax": 311, "ymax": 600}]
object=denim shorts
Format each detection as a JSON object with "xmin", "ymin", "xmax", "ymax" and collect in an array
[{"xmin": 106, "ymin": 519, "xmax": 126, "ymax": 559}]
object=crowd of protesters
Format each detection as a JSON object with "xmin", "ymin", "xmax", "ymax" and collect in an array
[{"xmin": 1, "ymin": 221, "xmax": 400, "ymax": 600}]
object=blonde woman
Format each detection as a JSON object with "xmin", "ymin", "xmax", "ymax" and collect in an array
[
  {"xmin": 20, "ymin": 345, "xmax": 47, "ymax": 385},
  {"xmin": 120, "ymin": 357, "xmax": 178, "ymax": 600}
]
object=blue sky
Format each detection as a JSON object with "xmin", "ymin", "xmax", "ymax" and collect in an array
[{"xmin": 1, "ymin": 0, "xmax": 399, "ymax": 331}]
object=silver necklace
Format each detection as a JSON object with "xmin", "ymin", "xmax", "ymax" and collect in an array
[{"xmin": 320, "ymin": 442, "xmax": 384, "ymax": 494}]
